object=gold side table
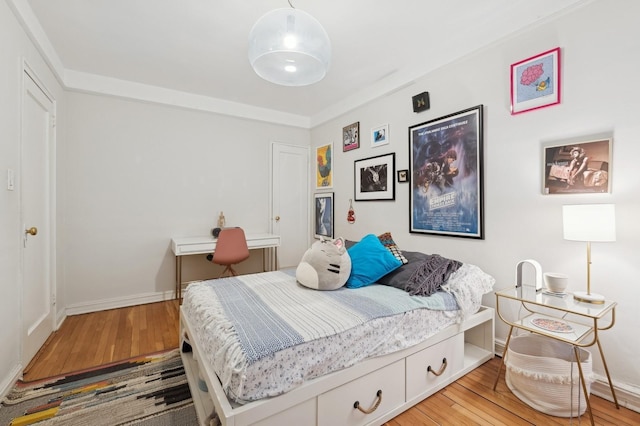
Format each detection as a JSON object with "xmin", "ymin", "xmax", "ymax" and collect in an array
[{"xmin": 493, "ymin": 286, "xmax": 619, "ymax": 426}]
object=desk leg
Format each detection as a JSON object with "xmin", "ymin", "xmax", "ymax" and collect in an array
[
  {"xmin": 596, "ymin": 338, "xmax": 620, "ymax": 408},
  {"xmin": 175, "ymin": 256, "xmax": 183, "ymax": 301},
  {"xmin": 274, "ymin": 246, "xmax": 278, "ymax": 270},
  {"xmin": 261, "ymin": 247, "xmax": 279, "ymax": 271},
  {"xmin": 493, "ymin": 325, "xmax": 514, "ymax": 390},
  {"xmin": 574, "ymin": 346, "xmax": 595, "ymax": 426}
]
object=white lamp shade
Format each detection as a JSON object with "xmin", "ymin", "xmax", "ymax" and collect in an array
[
  {"xmin": 248, "ymin": 8, "xmax": 331, "ymax": 86},
  {"xmin": 562, "ymin": 204, "xmax": 616, "ymax": 242}
]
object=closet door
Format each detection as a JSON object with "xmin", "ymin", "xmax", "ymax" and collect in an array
[{"xmin": 271, "ymin": 143, "xmax": 309, "ymax": 268}]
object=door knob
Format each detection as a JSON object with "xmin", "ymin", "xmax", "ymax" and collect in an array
[
  {"xmin": 275, "ymin": 216, "xmax": 280, "ymax": 222},
  {"xmin": 26, "ymin": 227, "xmax": 38, "ymax": 236}
]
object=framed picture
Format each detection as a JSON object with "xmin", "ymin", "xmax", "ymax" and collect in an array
[
  {"xmin": 371, "ymin": 124, "xmax": 389, "ymax": 148},
  {"xmin": 397, "ymin": 169, "xmax": 409, "ymax": 183},
  {"xmin": 343, "ymin": 122, "xmax": 360, "ymax": 152},
  {"xmin": 354, "ymin": 153, "xmax": 395, "ymax": 201},
  {"xmin": 412, "ymin": 91, "xmax": 430, "ymax": 113},
  {"xmin": 314, "ymin": 192, "xmax": 334, "ymax": 239},
  {"xmin": 409, "ymin": 105, "xmax": 484, "ymax": 239},
  {"xmin": 542, "ymin": 137, "xmax": 612, "ymax": 194},
  {"xmin": 510, "ymin": 47, "xmax": 561, "ymax": 115},
  {"xmin": 316, "ymin": 143, "xmax": 333, "ymax": 189}
]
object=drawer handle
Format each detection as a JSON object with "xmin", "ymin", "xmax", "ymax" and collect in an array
[
  {"xmin": 427, "ymin": 357, "xmax": 448, "ymax": 377},
  {"xmin": 353, "ymin": 389, "xmax": 382, "ymax": 414}
]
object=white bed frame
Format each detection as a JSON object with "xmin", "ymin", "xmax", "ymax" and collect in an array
[{"xmin": 180, "ymin": 305, "xmax": 494, "ymax": 426}]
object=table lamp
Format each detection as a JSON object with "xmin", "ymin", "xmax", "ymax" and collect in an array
[{"xmin": 562, "ymin": 204, "xmax": 616, "ymax": 304}]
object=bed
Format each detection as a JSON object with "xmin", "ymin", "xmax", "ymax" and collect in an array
[{"xmin": 180, "ymin": 249, "xmax": 495, "ymax": 426}]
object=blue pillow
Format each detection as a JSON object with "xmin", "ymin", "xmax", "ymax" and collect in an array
[{"xmin": 346, "ymin": 234, "xmax": 403, "ymax": 288}]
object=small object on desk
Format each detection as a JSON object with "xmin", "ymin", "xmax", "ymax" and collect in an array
[
  {"xmin": 212, "ymin": 227, "xmax": 221, "ymax": 238},
  {"xmin": 217, "ymin": 211, "xmax": 226, "ymax": 228},
  {"xmin": 543, "ymin": 272, "xmax": 568, "ymax": 293},
  {"xmin": 531, "ymin": 317, "xmax": 573, "ymax": 333},
  {"xmin": 515, "ymin": 259, "xmax": 543, "ymax": 291}
]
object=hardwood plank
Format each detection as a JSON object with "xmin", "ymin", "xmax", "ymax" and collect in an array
[{"xmin": 92, "ymin": 309, "xmax": 112, "ymax": 366}]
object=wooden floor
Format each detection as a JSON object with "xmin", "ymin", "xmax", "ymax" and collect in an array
[{"xmin": 23, "ymin": 301, "xmax": 640, "ymax": 425}]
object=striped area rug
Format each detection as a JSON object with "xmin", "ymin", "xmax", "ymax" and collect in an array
[{"xmin": 0, "ymin": 349, "xmax": 197, "ymax": 426}]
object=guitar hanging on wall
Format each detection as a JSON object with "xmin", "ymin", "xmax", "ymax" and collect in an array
[{"xmin": 347, "ymin": 199, "xmax": 356, "ymax": 224}]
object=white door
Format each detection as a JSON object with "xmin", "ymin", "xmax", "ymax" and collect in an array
[
  {"xmin": 21, "ymin": 69, "xmax": 55, "ymax": 367},
  {"xmin": 271, "ymin": 143, "xmax": 309, "ymax": 268}
]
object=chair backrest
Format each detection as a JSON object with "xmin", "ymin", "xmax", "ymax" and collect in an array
[{"xmin": 212, "ymin": 227, "xmax": 250, "ymax": 265}]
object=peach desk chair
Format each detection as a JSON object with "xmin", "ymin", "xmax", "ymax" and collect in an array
[{"xmin": 207, "ymin": 227, "xmax": 250, "ymax": 278}]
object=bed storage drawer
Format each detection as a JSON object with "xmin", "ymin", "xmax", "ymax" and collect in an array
[
  {"xmin": 406, "ymin": 333, "xmax": 464, "ymax": 400},
  {"xmin": 251, "ymin": 398, "xmax": 316, "ymax": 426},
  {"xmin": 317, "ymin": 360, "xmax": 405, "ymax": 426}
]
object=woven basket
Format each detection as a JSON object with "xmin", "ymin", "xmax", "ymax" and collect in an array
[{"xmin": 505, "ymin": 334, "xmax": 593, "ymax": 417}]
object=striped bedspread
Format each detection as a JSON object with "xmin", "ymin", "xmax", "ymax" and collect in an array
[{"xmin": 186, "ymin": 270, "xmax": 457, "ymax": 365}]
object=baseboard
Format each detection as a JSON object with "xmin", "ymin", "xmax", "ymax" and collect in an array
[
  {"xmin": 493, "ymin": 337, "xmax": 640, "ymax": 414},
  {"xmin": 65, "ymin": 290, "xmax": 175, "ymax": 316},
  {"xmin": 0, "ymin": 364, "xmax": 22, "ymax": 401},
  {"xmin": 592, "ymin": 378, "xmax": 640, "ymax": 413}
]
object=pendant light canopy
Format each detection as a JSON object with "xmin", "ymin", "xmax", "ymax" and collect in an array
[{"xmin": 248, "ymin": 7, "xmax": 331, "ymax": 86}]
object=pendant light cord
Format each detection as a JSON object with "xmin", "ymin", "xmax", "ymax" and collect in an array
[{"xmin": 288, "ymin": 0, "xmax": 295, "ymax": 8}]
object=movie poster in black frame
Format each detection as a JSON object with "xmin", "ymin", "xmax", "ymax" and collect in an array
[{"xmin": 409, "ymin": 105, "xmax": 484, "ymax": 239}]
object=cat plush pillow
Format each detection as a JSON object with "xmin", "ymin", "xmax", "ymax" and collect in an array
[{"xmin": 296, "ymin": 237, "xmax": 351, "ymax": 290}]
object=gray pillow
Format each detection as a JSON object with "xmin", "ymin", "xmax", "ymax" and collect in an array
[{"xmin": 376, "ymin": 251, "xmax": 429, "ymax": 289}]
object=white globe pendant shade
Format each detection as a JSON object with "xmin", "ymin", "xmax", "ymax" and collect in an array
[{"xmin": 248, "ymin": 8, "xmax": 331, "ymax": 86}]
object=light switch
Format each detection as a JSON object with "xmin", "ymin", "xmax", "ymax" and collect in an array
[{"xmin": 7, "ymin": 169, "xmax": 14, "ymax": 191}]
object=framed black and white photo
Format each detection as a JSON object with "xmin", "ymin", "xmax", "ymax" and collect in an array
[
  {"xmin": 314, "ymin": 192, "xmax": 334, "ymax": 239},
  {"xmin": 354, "ymin": 153, "xmax": 395, "ymax": 201},
  {"xmin": 409, "ymin": 105, "xmax": 484, "ymax": 238}
]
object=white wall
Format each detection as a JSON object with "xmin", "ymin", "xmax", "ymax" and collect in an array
[
  {"xmin": 0, "ymin": 0, "xmax": 64, "ymax": 394},
  {"xmin": 311, "ymin": 0, "xmax": 640, "ymax": 405},
  {"xmin": 61, "ymin": 92, "xmax": 310, "ymax": 310}
]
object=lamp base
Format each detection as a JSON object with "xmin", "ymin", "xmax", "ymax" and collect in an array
[{"xmin": 573, "ymin": 291, "xmax": 605, "ymax": 304}]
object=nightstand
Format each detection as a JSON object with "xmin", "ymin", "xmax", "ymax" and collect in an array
[{"xmin": 493, "ymin": 287, "xmax": 619, "ymax": 425}]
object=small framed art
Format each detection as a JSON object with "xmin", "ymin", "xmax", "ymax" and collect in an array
[
  {"xmin": 354, "ymin": 153, "xmax": 395, "ymax": 201},
  {"xmin": 397, "ymin": 169, "xmax": 409, "ymax": 183},
  {"xmin": 510, "ymin": 47, "xmax": 561, "ymax": 115},
  {"xmin": 371, "ymin": 124, "xmax": 389, "ymax": 148},
  {"xmin": 542, "ymin": 137, "xmax": 612, "ymax": 194},
  {"xmin": 412, "ymin": 91, "xmax": 430, "ymax": 113},
  {"xmin": 314, "ymin": 192, "xmax": 334, "ymax": 239},
  {"xmin": 316, "ymin": 143, "xmax": 333, "ymax": 189},
  {"xmin": 343, "ymin": 122, "xmax": 360, "ymax": 152}
]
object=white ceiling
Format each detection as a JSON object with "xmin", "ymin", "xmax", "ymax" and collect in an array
[{"xmin": 17, "ymin": 0, "xmax": 587, "ymax": 126}]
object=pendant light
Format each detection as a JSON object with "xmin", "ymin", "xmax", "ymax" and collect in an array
[{"xmin": 248, "ymin": 3, "xmax": 331, "ymax": 86}]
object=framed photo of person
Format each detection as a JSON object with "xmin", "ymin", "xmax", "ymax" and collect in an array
[
  {"xmin": 409, "ymin": 105, "xmax": 484, "ymax": 239},
  {"xmin": 314, "ymin": 192, "xmax": 334, "ymax": 239},
  {"xmin": 354, "ymin": 153, "xmax": 395, "ymax": 201},
  {"xmin": 542, "ymin": 137, "xmax": 612, "ymax": 195}
]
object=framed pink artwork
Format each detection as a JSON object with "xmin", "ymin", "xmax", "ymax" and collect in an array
[{"xmin": 510, "ymin": 47, "xmax": 561, "ymax": 115}]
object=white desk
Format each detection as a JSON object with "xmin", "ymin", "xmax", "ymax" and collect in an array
[{"xmin": 171, "ymin": 233, "xmax": 280, "ymax": 299}]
